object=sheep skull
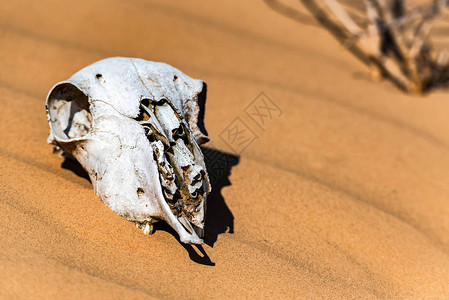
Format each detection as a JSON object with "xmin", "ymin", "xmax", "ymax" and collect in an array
[{"xmin": 46, "ymin": 57, "xmax": 211, "ymax": 244}]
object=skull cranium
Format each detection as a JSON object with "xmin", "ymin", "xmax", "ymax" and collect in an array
[{"xmin": 46, "ymin": 57, "xmax": 211, "ymax": 244}]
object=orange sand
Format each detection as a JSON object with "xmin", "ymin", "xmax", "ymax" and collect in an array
[{"xmin": 1, "ymin": 0, "xmax": 449, "ymax": 298}]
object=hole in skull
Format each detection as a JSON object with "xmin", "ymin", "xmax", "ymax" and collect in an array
[
  {"xmin": 192, "ymin": 172, "xmax": 202, "ymax": 186},
  {"xmin": 137, "ymin": 187, "xmax": 145, "ymax": 197},
  {"xmin": 163, "ymin": 188, "xmax": 173, "ymax": 200},
  {"xmin": 194, "ymin": 186, "xmax": 204, "ymax": 199},
  {"xmin": 136, "ymin": 107, "xmax": 150, "ymax": 122},
  {"xmin": 165, "ymin": 146, "xmax": 175, "ymax": 155},
  {"xmin": 47, "ymin": 83, "xmax": 92, "ymax": 141},
  {"xmin": 141, "ymin": 98, "xmax": 150, "ymax": 107},
  {"xmin": 172, "ymin": 126, "xmax": 185, "ymax": 140}
]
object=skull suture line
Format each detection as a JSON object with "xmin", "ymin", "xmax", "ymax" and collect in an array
[{"xmin": 46, "ymin": 57, "xmax": 211, "ymax": 244}]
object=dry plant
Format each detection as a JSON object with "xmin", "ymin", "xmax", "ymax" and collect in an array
[{"xmin": 272, "ymin": 0, "xmax": 449, "ymax": 93}]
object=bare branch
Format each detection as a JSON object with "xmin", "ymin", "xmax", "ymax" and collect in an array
[
  {"xmin": 410, "ymin": 0, "xmax": 446, "ymax": 57},
  {"xmin": 291, "ymin": 0, "xmax": 449, "ymax": 92},
  {"xmin": 364, "ymin": 0, "xmax": 381, "ymax": 56},
  {"xmin": 323, "ymin": 0, "xmax": 363, "ymax": 36}
]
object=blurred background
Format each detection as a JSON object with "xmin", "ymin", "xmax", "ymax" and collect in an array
[{"xmin": 2, "ymin": 0, "xmax": 449, "ymax": 298}]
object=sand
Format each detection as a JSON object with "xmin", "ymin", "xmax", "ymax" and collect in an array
[{"xmin": 1, "ymin": 0, "xmax": 449, "ymax": 298}]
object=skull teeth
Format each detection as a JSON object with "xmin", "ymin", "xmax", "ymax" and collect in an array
[{"xmin": 136, "ymin": 221, "xmax": 154, "ymax": 235}]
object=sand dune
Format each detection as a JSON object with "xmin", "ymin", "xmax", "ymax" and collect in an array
[{"xmin": 1, "ymin": 0, "xmax": 449, "ymax": 298}]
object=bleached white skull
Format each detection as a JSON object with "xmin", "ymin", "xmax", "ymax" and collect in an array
[{"xmin": 46, "ymin": 57, "xmax": 211, "ymax": 244}]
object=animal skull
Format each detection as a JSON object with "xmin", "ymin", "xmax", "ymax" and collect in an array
[{"xmin": 46, "ymin": 57, "xmax": 211, "ymax": 244}]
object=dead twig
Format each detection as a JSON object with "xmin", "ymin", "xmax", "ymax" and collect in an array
[{"xmin": 302, "ymin": 0, "xmax": 449, "ymax": 93}]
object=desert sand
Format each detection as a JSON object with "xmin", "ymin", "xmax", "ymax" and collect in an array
[{"xmin": 1, "ymin": 0, "xmax": 449, "ymax": 298}]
